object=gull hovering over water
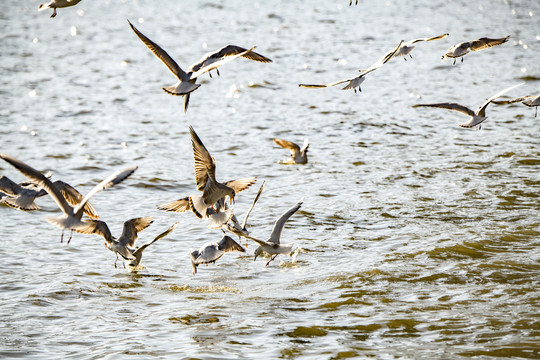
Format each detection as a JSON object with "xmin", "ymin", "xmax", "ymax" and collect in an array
[
  {"xmin": 250, "ymin": 199, "xmax": 303, "ymax": 267},
  {"xmin": 442, "ymin": 36, "xmax": 510, "ymax": 64},
  {"xmin": 413, "ymin": 83, "xmax": 523, "ymax": 129},
  {"xmin": 0, "ymin": 153, "xmax": 136, "ymax": 243},
  {"xmin": 1, "ymin": 175, "xmax": 47, "ymax": 211},
  {"xmin": 38, "ymin": 0, "xmax": 82, "ymax": 18},
  {"xmin": 492, "ymin": 94, "xmax": 540, "ymax": 117},
  {"xmin": 128, "ymin": 20, "xmax": 272, "ymax": 112},
  {"xmin": 273, "ymin": 138, "xmax": 309, "ymax": 165},
  {"xmin": 75, "ymin": 217, "xmax": 154, "ymax": 268},
  {"xmin": 158, "ymin": 126, "xmax": 256, "ymax": 226},
  {"xmin": 395, "ymin": 33, "xmax": 449, "ymax": 60},
  {"xmin": 190, "ymin": 235, "xmax": 245, "ymax": 275},
  {"xmin": 299, "ymin": 40, "xmax": 403, "ymax": 93}
]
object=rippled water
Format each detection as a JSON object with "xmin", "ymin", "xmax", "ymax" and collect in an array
[{"xmin": 1, "ymin": 1, "xmax": 539, "ymax": 359}]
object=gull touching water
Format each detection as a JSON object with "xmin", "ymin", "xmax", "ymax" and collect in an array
[
  {"xmin": 442, "ymin": 36, "xmax": 510, "ymax": 64},
  {"xmin": 299, "ymin": 40, "xmax": 403, "ymax": 93},
  {"xmin": 128, "ymin": 20, "xmax": 272, "ymax": 112},
  {"xmin": 413, "ymin": 83, "xmax": 523, "ymax": 129},
  {"xmin": 273, "ymin": 138, "xmax": 309, "ymax": 165},
  {"xmin": 0, "ymin": 153, "xmax": 136, "ymax": 243},
  {"xmin": 38, "ymin": 0, "xmax": 82, "ymax": 18},
  {"xmin": 395, "ymin": 33, "xmax": 449, "ymax": 60},
  {"xmin": 75, "ymin": 217, "xmax": 154, "ymax": 268},
  {"xmin": 492, "ymin": 94, "xmax": 540, "ymax": 117},
  {"xmin": 250, "ymin": 199, "xmax": 303, "ymax": 266},
  {"xmin": 158, "ymin": 126, "xmax": 256, "ymax": 224},
  {"xmin": 190, "ymin": 235, "xmax": 246, "ymax": 275}
]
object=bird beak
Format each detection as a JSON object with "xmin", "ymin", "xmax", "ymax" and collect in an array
[{"xmin": 230, "ymin": 196, "xmax": 235, "ymax": 205}]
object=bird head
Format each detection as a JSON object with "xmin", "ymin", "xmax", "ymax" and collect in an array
[{"xmin": 254, "ymin": 246, "xmax": 263, "ymax": 261}]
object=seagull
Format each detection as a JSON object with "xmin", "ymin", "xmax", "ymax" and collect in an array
[
  {"xmin": 273, "ymin": 138, "xmax": 309, "ymax": 165},
  {"xmin": 413, "ymin": 83, "xmax": 523, "ymax": 129},
  {"xmin": 0, "ymin": 153, "xmax": 136, "ymax": 243},
  {"xmin": 442, "ymin": 36, "xmax": 510, "ymax": 64},
  {"xmin": 127, "ymin": 20, "xmax": 272, "ymax": 112},
  {"xmin": 299, "ymin": 40, "xmax": 403, "ymax": 93},
  {"xmin": 190, "ymin": 235, "xmax": 245, "ymax": 275},
  {"xmin": 0, "ymin": 176, "xmax": 98, "ymax": 219},
  {"xmin": 129, "ymin": 222, "xmax": 178, "ymax": 267},
  {"xmin": 250, "ymin": 199, "xmax": 303, "ymax": 266},
  {"xmin": 223, "ymin": 181, "xmax": 265, "ymax": 241},
  {"xmin": 157, "ymin": 126, "xmax": 256, "ymax": 224},
  {"xmin": 75, "ymin": 217, "xmax": 154, "ymax": 268},
  {"xmin": 492, "ymin": 94, "xmax": 540, "ymax": 117},
  {"xmin": 394, "ymin": 33, "xmax": 449, "ymax": 60},
  {"xmin": 38, "ymin": 0, "xmax": 82, "ymax": 18}
]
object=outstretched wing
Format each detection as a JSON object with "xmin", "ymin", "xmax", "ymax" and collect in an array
[
  {"xmin": 127, "ymin": 20, "xmax": 187, "ymax": 80},
  {"xmin": 470, "ymin": 36, "xmax": 510, "ymax": 51},
  {"xmin": 131, "ymin": 222, "xmax": 178, "ymax": 264},
  {"xmin": 157, "ymin": 197, "xmax": 191, "ymax": 213},
  {"xmin": 119, "ymin": 217, "xmax": 154, "ymax": 247},
  {"xmin": 223, "ymin": 177, "xmax": 257, "ymax": 194},
  {"xmin": 190, "ymin": 46, "xmax": 266, "ymax": 78},
  {"xmin": 360, "ymin": 40, "xmax": 404, "ymax": 76},
  {"xmin": 189, "ymin": 126, "xmax": 216, "ymax": 191},
  {"xmin": 477, "ymin": 83, "xmax": 523, "ymax": 117},
  {"xmin": 407, "ymin": 33, "xmax": 449, "ymax": 45},
  {"xmin": 413, "ymin": 103, "xmax": 475, "ymax": 117},
  {"xmin": 218, "ymin": 235, "xmax": 246, "ymax": 253},
  {"xmin": 74, "ymin": 219, "xmax": 113, "ymax": 243},
  {"xmin": 241, "ymin": 181, "xmax": 265, "ymax": 229},
  {"xmin": 268, "ymin": 200, "xmax": 303, "ymax": 244},
  {"xmin": 53, "ymin": 180, "xmax": 99, "ymax": 219}
]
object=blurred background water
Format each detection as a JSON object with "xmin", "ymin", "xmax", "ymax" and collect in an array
[{"xmin": 1, "ymin": 0, "xmax": 539, "ymax": 359}]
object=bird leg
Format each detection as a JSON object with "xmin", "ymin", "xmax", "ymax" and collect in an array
[
  {"xmin": 461, "ymin": 57, "xmax": 463, "ymax": 63},
  {"xmin": 66, "ymin": 230, "xmax": 73, "ymax": 245},
  {"xmin": 60, "ymin": 230, "xmax": 64, "ymax": 243},
  {"xmin": 51, "ymin": 9, "xmax": 57, "ymax": 18},
  {"xmin": 535, "ymin": 107, "xmax": 537, "ymax": 118},
  {"xmin": 216, "ymin": 69, "xmax": 220, "ymax": 76},
  {"xmin": 114, "ymin": 253, "xmax": 119, "ymax": 268},
  {"xmin": 265, "ymin": 254, "xmax": 277, "ymax": 267},
  {"xmin": 453, "ymin": 58, "xmax": 456, "ymax": 65}
]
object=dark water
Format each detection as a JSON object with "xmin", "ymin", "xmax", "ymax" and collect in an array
[{"xmin": 1, "ymin": 1, "xmax": 539, "ymax": 359}]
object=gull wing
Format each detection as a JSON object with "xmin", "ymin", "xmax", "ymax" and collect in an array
[
  {"xmin": 189, "ymin": 126, "xmax": 216, "ymax": 191},
  {"xmin": 470, "ymin": 36, "xmax": 510, "ymax": 51},
  {"xmin": 0, "ymin": 154, "xmax": 73, "ymax": 215},
  {"xmin": 300, "ymin": 138, "xmax": 309, "ymax": 153},
  {"xmin": 268, "ymin": 200, "xmax": 303, "ymax": 244},
  {"xmin": 407, "ymin": 33, "xmax": 449, "ymax": 45},
  {"xmin": 190, "ymin": 46, "xmax": 260, "ymax": 79},
  {"xmin": 157, "ymin": 197, "xmax": 191, "ymax": 212},
  {"xmin": 218, "ymin": 235, "xmax": 246, "ymax": 253},
  {"xmin": 223, "ymin": 177, "xmax": 257, "ymax": 194},
  {"xmin": 53, "ymin": 180, "xmax": 99, "ymax": 219},
  {"xmin": 413, "ymin": 103, "xmax": 475, "ymax": 117},
  {"xmin": 273, "ymin": 138, "xmax": 300, "ymax": 152},
  {"xmin": 118, "ymin": 217, "xmax": 154, "ymax": 248},
  {"xmin": 360, "ymin": 40, "xmax": 404, "ymax": 76},
  {"xmin": 127, "ymin": 20, "xmax": 187, "ymax": 80},
  {"xmin": 131, "ymin": 222, "xmax": 178, "ymax": 263},
  {"xmin": 477, "ymin": 83, "xmax": 524, "ymax": 117},
  {"xmin": 0, "ymin": 176, "xmax": 22, "ymax": 196},
  {"xmin": 492, "ymin": 96, "xmax": 531, "ymax": 105},
  {"xmin": 74, "ymin": 219, "xmax": 113, "ymax": 243},
  {"xmin": 299, "ymin": 76, "xmax": 359, "ymax": 88},
  {"xmin": 73, "ymin": 165, "xmax": 138, "ymax": 217},
  {"xmin": 241, "ymin": 181, "xmax": 265, "ymax": 229}
]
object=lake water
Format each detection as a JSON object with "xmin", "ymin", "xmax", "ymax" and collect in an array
[{"xmin": 1, "ymin": 1, "xmax": 539, "ymax": 359}]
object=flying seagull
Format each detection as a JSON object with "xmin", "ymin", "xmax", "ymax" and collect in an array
[
  {"xmin": 413, "ymin": 83, "xmax": 523, "ymax": 129},
  {"xmin": 395, "ymin": 33, "xmax": 449, "ymax": 60},
  {"xmin": 127, "ymin": 20, "xmax": 272, "ymax": 112},
  {"xmin": 0, "ymin": 153, "xmax": 136, "ymax": 243},
  {"xmin": 190, "ymin": 235, "xmax": 245, "ymax": 275},
  {"xmin": 157, "ymin": 126, "xmax": 256, "ymax": 225},
  {"xmin": 442, "ymin": 36, "xmax": 510, "ymax": 64},
  {"xmin": 75, "ymin": 217, "xmax": 154, "ymax": 268},
  {"xmin": 299, "ymin": 40, "xmax": 403, "ymax": 93},
  {"xmin": 492, "ymin": 94, "xmax": 540, "ymax": 117},
  {"xmin": 38, "ymin": 0, "xmax": 82, "ymax": 18},
  {"xmin": 273, "ymin": 138, "xmax": 309, "ymax": 164},
  {"xmin": 250, "ymin": 199, "xmax": 303, "ymax": 266}
]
